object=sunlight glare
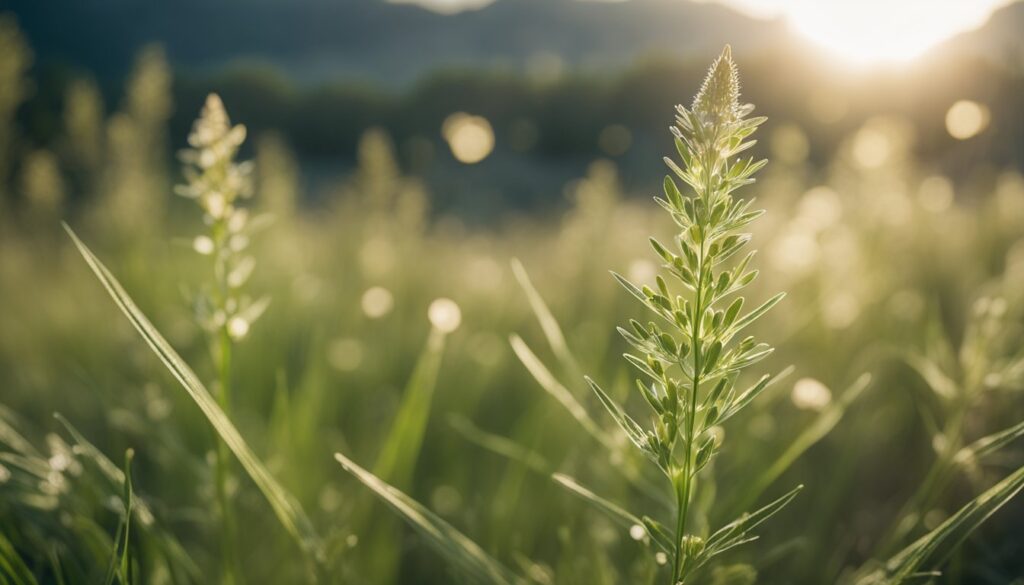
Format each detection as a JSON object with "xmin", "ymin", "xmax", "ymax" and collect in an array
[{"xmin": 702, "ymin": 0, "xmax": 1011, "ymax": 64}]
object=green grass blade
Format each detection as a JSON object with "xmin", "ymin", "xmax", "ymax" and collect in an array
[
  {"xmin": 119, "ymin": 450, "xmax": 134, "ymax": 584},
  {"xmin": 63, "ymin": 224, "xmax": 324, "ymax": 562},
  {"xmin": 510, "ymin": 258, "xmax": 581, "ymax": 379},
  {"xmin": 102, "ymin": 520, "xmax": 124, "ymax": 585},
  {"xmin": 54, "ymin": 414, "xmax": 202, "ymax": 580},
  {"xmin": 726, "ymin": 374, "xmax": 870, "ymax": 517},
  {"xmin": 334, "ymin": 451, "xmax": 523, "ymax": 585},
  {"xmin": 448, "ymin": 415, "xmax": 550, "ymax": 474},
  {"xmin": 104, "ymin": 449, "xmax": 134, "ymax": 585},
  {"xmin": 509, "ymin": 334, "xmax": 613, "ymax": 448},
  {"xmin": 0, "ymin": 532, "xmax": 39, "ymax": 585},
  {"xmin": 863, "ymin": 463, "xmax": 1024, "ymax": 584},
  {"xmin": 954, "ymin": 418, "xmax": 1024, "ymax": 465},
  {"xmin": 552, "ymin": 473, "xmax": 673, "ymax": 554},
  {"xmin": 374, "ymin": 328, "xmax": 446, "ymax": 488}
]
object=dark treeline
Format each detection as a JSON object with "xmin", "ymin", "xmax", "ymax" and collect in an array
[
  {"xmin": 21, "ymin": 46, "xmax": 1022, "ymax": 164},
  {"xmin": 13, "ymin": 43, "xmax": 1024, "ymax": 217}
]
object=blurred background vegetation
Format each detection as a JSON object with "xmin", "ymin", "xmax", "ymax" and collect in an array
[{"xmin": 0, "ymin": 0, "xmax": 1023, "ymax": 583}]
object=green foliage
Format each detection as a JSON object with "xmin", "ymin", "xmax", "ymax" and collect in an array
[
  {"xmin": 584, "ymin": 46, "xmax": 798, "ymax": 583},
  {"xmin": 2, "ymin": 15, "xmax": 1024, "ymax": 584},
  {"xmin": 334, "ymin": 451, "xmax": 523, "ymax": 585},
  {"xmin": 854, "ymin": 462, "xmax": 1024, "ymax": 585},
  {"xmin": 63, "ymin": 225, "xmax": 325, "ymax": 568}
]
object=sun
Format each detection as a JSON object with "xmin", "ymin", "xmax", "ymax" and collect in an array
[{"xmin": 706, "ymin": 0, "xmax": 1012, "ymax": 65}]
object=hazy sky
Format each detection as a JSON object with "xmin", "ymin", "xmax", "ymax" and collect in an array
[{"xmin": 389, "ymin": 0, "xmax": 1015, "ymax": 63}]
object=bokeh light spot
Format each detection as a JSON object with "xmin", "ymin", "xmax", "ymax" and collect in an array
[
  {"xmin": 945, "ymin": 100, "xmax": 989, "ymax": 140},
  {"xmin": 361, "ymin": 286, "xmax": 395, "ymax": 319},
  {"xmin": 428, "ymin": 298, "xmax": 462, "ymax": 333},
  {"xmin": 442, "ymin": 113, "xmax": 495, "ymax": 164},
  {"xmin": 791, "ymin": 378, "xmax": 832, "ymax": 411}
]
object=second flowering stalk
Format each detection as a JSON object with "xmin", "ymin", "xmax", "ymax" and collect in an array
[{"xmin": 177, "ymin": 94, "xmax": 269, "ymax": 582}]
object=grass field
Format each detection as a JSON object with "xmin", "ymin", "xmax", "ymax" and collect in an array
[{"xmin": 1, "ymin": 16, "xmax": 1024, "ymax": 585}]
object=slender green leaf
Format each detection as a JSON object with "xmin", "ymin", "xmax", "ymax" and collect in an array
[
  {"xmin": 552, "ymin": 473, "xmax": 673, "ymax": 554},
  {"xmin": 509, "ymin": 335, "xmax": 613, "ymax": 448},
  {"xmin": 0, "ymin": 531, "xmax": 38, "ymax": 585},
  {"xmin": 954, "ymin": 418, "xmax": 1024, "ymax": 465},
  {"xmin": 374, "ymin": 328, "xmax": 446, "ymax": 488},
  {"xmin": 705, "ymin": 484, "xmax": 804, "ymax": 562},
  {"xmin": 63, "ymin": 224, "xmax": 324, "ymax": 562},
  {"xmin": 334, "ymin": 451, "xmax": 522, "ymax": 585},
  {"xmin": 859, "ymin": 463, "xmax": 1024, "ymax": 584},
  {"xmin": 725, "ymin": 292, "xmax": 785, "ymax": 340},
  {"xmin": 585, "ymin": 377, "xmax": 659, "ymax": 465},
  {"xmin": 511, "ymin": 258, "xmax": 580, "ymax": 378},
  {"xmin": 54, "ymin": 414, "xmax": 201, "ymax": 581},
  {"xmin": 726, "ymin": 374, "xmax": 870, "ymax": 516},
  {"xmin": 448, "ymin": 415, "xmax": 550, "ymax": 474}
]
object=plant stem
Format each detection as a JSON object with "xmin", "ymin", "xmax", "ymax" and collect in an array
[
  {"xmin": 213, "ymin": 221, "xmax": 239, "ymax": 583},
  {"xmin": 673, "ymin": 233, "xmax": 707, "ymax": 584},
  {"xmin": 216, "ymin": 325, "xmax": 237, "ymax": 584}
]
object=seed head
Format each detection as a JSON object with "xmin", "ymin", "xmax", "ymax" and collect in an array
[{"xmin": 692, "ymin": 45, "xmax": 740, "ymax": 127}]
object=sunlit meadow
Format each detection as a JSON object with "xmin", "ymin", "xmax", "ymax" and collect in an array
[{"xmin": 1, "ymin": 2, "xmax": 1023, "ymax": 584}]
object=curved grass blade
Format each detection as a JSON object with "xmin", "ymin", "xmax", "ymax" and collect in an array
[
  {"xmin": 360, "ymin": 328, "xmax": 449, "ymax": 583},
  {"xmin": 859, "ymin": 463, "xmax": 1024, "ymax": 585},
  {"xmin": 334, "ymin": 451, "xmax": 523, "ymax": 585},
  {"xmin": 954, "ymin": 418, "xmax": 1024, "ymax": 465},
  {"xmin": 510, "ymin": 258, "xmax": 581, "ymax": 379},
  {"xmin": 725, "ymin": 374, "xmax": 870, "ymax": 517},
  {"xmin": 552, "ymin": 473, "xmax": 674, "ymax": 554},
  {"xmin": 63, "ymin": 224, "xmax": 324, "ymax": 563},
  {"xmin": 509, "ymin": 335, "xmax": 613, "ymax": 449},
  {"xmin": 0, "ymin": 531, "xmax": 39, "ymax": 585},
  {"xmin": 448, "ymin": 415, "xmax": 550, "ymax": 474},
  {"xmin": 54, "ymin": 413, "xmax": 201, "ymax": 581}
]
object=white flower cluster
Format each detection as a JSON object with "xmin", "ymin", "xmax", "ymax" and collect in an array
[
  {"xmin": 176, "ymin": 94, "xmax": 253, "ymax": 221},
  {"xmin": 177, "ymin": 94, "xmax": 268, "ymax": 341}
]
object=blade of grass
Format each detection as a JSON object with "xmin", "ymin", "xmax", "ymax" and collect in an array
[
  {"xmin": 0, "ymin": 531, "xmax": 39, "ymax": 585},
  {"xmin": 63, "ymin": 224, "xmax": 324, "ymax": 564},
  {"xmin": 119, "ymin": 450, "xmax": 134, "ymax": 584},
  {"xmin": 374, "ymin": 327, "xmax": 446, "ymax": 488},
  {"xmin": 510, "ymin": 258, "xmax": 582, "ymax": 381},
  {"xmin": 954, "ymin": 418, "xmax": 1024, "ymax": 465},
  {"xmin": 860, "ymin": 463, "xmax": 1024, "ymax": 584},
  {"xmin": 360, "ymin": 327, "xmax": 448, "ymax": 583},
  {"xmin": 448, "ymin": 414, "xmax": 550, "ymax": 474},
  {"xmin": 509, "ymin": 334, "xmax": 613, "ymax": 449},
  {"xmin": 103, "ymin": 449, "xmax": 134, "ymax": 585},
  {"xmin": 552, "ymin": 473, "xmax": 674, "ymax": 554},
  {"xmin": 54, "ymin": 413, "xmax": 201, "ymax": 581},
  {"xmin": 725, "ymin": 374, "xmax": 870, "ymax": 517},
  {"xmin": 334, "ymin": 451, "xmax": 523, "ymax": 585}
]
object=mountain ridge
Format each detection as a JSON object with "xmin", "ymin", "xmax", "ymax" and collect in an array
[{"xmin": 5, "ymin": 0, "xmax": 1021, "ymax": 86}]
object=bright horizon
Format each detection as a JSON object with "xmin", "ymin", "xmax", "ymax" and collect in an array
[{"xmin": 389, "ymin": 0, "xmax": 1015, "ymax": 64}]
